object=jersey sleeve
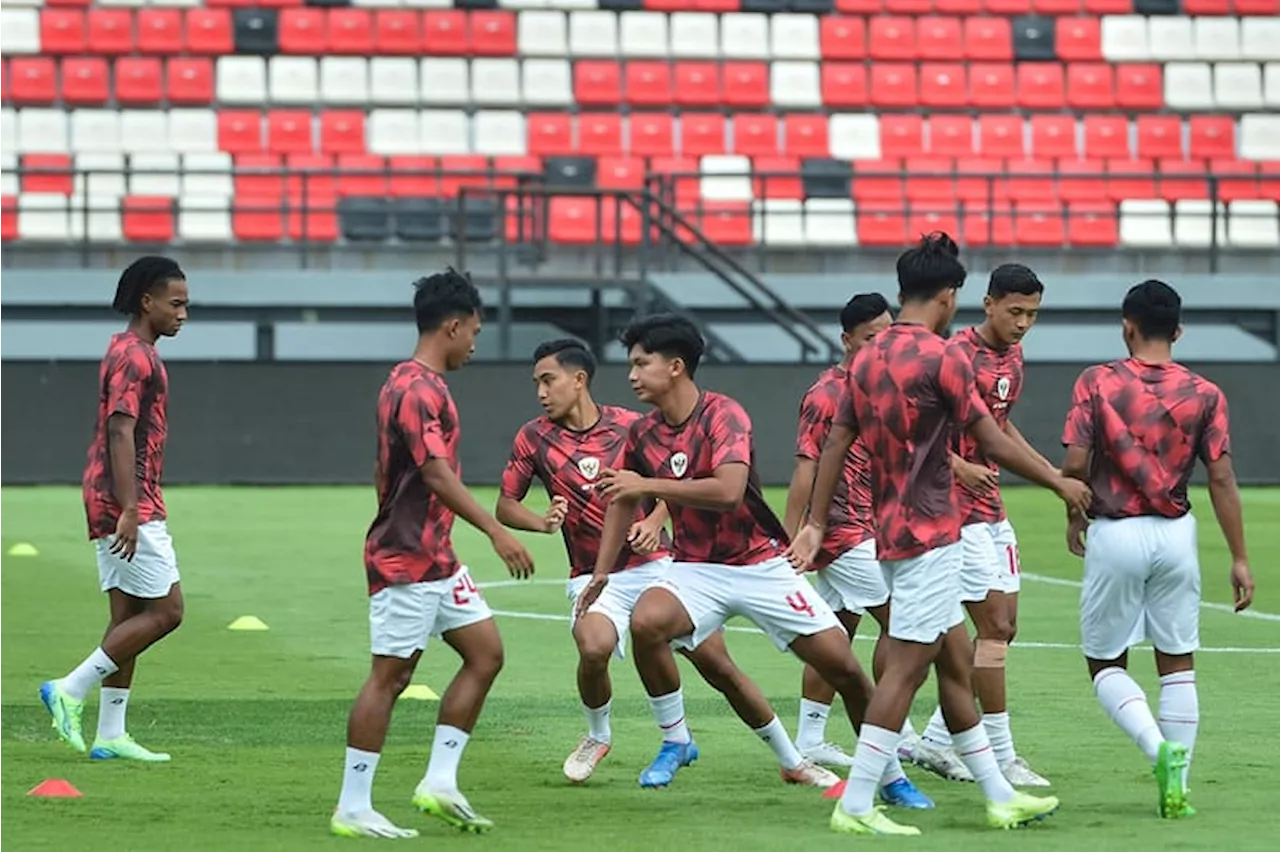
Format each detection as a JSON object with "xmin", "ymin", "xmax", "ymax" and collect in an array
[
  {"xmin": 708, "ymin": 398, "xmax": 753, "ymax": 469},
  {"xmin": 1061, "ymin": 369, "xmax": 1096, "ymax": 448},
  {"xmin": 795, "ymin": 386, "xmax": 833, "ymax": 460},
  {"xmin": 1197, "ymin": 385, "xmax": 1232, "ymax": 463},
  {"xmin": 938, "ymin": 345, "xmax": 986, "ymax": 429},
  {"xmin": 500, "ymin": 423, "xmax": 538, "ymax": 500},
  {"xmin": 105, "ymin": 345, "xmax": 154, "ymax": 419},
  {"xmin": 397, "ymin": 382, "xmax": 451, "ymax": 469},
  {"xmin": 623, "ymin": 418, "xmax": 650, "ymax": 474}
]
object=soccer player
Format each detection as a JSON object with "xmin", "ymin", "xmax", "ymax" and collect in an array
[
  {"xmin": 40, "ymin": 256, "xmax": 190, "ymax": 763},
  {"xmin": 577, "ymin": 314, "xmax": 879, "ymax": 793},
  {"xmin": 498, "ymin": 339, "xmax": 838, "ymax": 789},
  {"xmin": 782, "ymin": 294, "xmax": 934, "ymax": 810},
  {"xmin": 789, "ymin": 234, "xmax": 1088, "ymax": 835},
  {"xmin": 331, "ymin": 269, "xmax": 535, "ymax": 839},
  {"xmin": 905, "ymin": 264, "xmax": 1054, "ymax": 787},
  {"xmin": 1060, "ymin": 279, "xmax": 1254, "ymax": 819}
]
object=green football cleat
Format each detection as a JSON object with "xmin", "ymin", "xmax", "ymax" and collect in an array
[
  {"xmin": 39, "ymin": 680, "xmax": 86, "ymax": 754},
  {"xmin": 411, "ymin": 789, "xmax": 494, "ymax": 833},
  {"xmin": 1154, "ymin": 741, "xmax": 1191, "ymax": 819},
  {"xmin": 987, "ymin": 791, "xmax": 1060, "ymax": 829},
  {"xmin": 90, "ymin": 734, "xmax": 171, "ymax": 762},
  {"xmin": 830, "ymin": 803, "xmax": 922, "ymax": 836}
]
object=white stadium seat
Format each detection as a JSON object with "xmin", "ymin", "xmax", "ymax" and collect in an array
[
  {"xmin": 771, "ymin": 62, "xmax": 822, "ymax": 109},
  {"xmin": 804, "ymin": 198, "xmax": 858, "ymax": 246},
  {"xmin": 18, "ymin": 193, "xmax": 70, "ymax": 241},
  {"xmin": 771, "ymin": 14, "xmax": 820, "ymax": 61},
  {"xmin": 169, "ymin": 110, "xmax": 218, "ymax": 154},
  {"xmin": 129, "ymin": 153, "xmax": 181, "ymax": 196},
  {"xmin": 752, "ymin": 199, "xmax": 806, "ymax": 247},
  {"xmin": 20, "ymin": 109, "xmax": 69, "ymax": 154},
  {"xmin": 828, "ymin": 114, "xmax": 882, "ymax": 161},
  {"xmin": 473, "ymin": 110, "xmax": 527, "ymax": 156},
  {"xmin": 568, "ymin": 12, "xmax": 618, "ymax": 57},
  {"xmin": 269, "ymin": 57, "xmax": 319, "ymax": 105},
  {"xmin": 1227, "ymin": 200, "xmax": 1280, "ymax": 248},
  {"xmin": 320, "ymin": 58, "xmax": 369, "ymax": 105},
  {"xmin": 0, "ymin": 10, "xmax": 40, "ymax": 55},
  {"xmin": 700, "ymin": 155, "xmax": 753, "ymax": 202},
  {"xmin": 74, "ymin": 153, "xmax": 127, "ymax": 198},
  {"xmin": 518, "ymin": 11, "xmax": 568, "ymax": 57},
  {"xmin": 470, "ymin": 59, "xmax": 521, "ymax": 106},
  {"xmin": 121, "ymin": 111, "xmax": 171, "ymax": 154},
  {"xmin": 1194, "ymin": 17, "xmax": 1240, "ymax": 62},
  {"xmin": 371, "ymin": 59, "xmax": 419, "ymax": 105},
  {"xmin": 182, "ymin": 152, "xmax": 234, "ymax": 198},
  {"xmin": 419, "ymin": 109, "xmax": 470, "ymax": 155},
  {"xmin": 670, "ymin": 14, "xmax": 718, "ymax": 59},
  {"xmin": 217, "ymin": 57, "xmax": 268, "ymax": 106},
  {"xmin": 1214, "ymin": 63, "xmax": 1264, "ymax": 111},
  {"xmin": 1101, "ymin": 16, "xmax": 1149, "ymax": 62},
  {"xmin": 619, "ymin": 12, "xmax": 668, "ymax": 58},
  {"xmin": 178, "ymin": 195, "xmax": 233, "ymax": 242},
  {"xmin": 1163, "ymin": 63, "xmax": 1214, "ymax": 111},
  {"xmin": 1147, "ymin": 17, "xmax": 1195, "ymax": 62},
  {"xmin": 70, "ymin": 110, "xmax": 122, "ymax": 154},
  {"xmin": 1119, "ymin": 199, "xmax": 1172, "ymax": 248},
  {"xmin": 368, "ymin": 109, "xmax": 422, "ymax": 155},
  {"xmin": 721, "ymin": 14, "xmax": 770, "ymax": 60},
  {"xmin": 521, "ymin": 59, "xmax": 573, "ymax": 106}
]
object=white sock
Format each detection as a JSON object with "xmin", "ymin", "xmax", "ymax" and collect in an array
[
  {"xmin": 1094, "ymin": 667, "xmax": 1163, "ymax": 763},
  {"xmin": 584, "ymin": 700, "xmax": 613, "ymax": 744},
  {"xmin": 1158, "ymin": 671, "xmax": 1198, "ymax": 784},
  {"xmin": 879, "ymin": 750, "xmax": 907, "ymax": 786},
  {"xmin": 422, "ymin": 725, "xmax": 470, "ymax": 795},
  {"xmin": 337, "ymin": 747, "xmax": 380, "ymax": 815},
  {"xmin": 648, "ymin": 689, "xmax": 691, "ymax": 744},
  {"xmin": 754, "ymin": 716, "xmax": 803, "ymax": 770},
  {"xmin": 839, "ymin": 724, "xmax": 898, "ymax": 816},
  {"xmin": 796, "ymin": 698, "xmax": 831, "ymax": 751},
  {"xmin": 983, "ymin": 712, "xmax": 1016, "ymax": 766},
  {"xmin": 901, "ymin": 718, "xmax": 918, "ymax": 740},
  {"xmin": 62, "ymin": 647, "xmax": 119, "ymax": 701},
  {"xmin": 953, "ymin": 724, "xmax": 1015, "ymax": 803},
  {"xmin": 922, "ymin": 705, "xmax": 952, "ymax": 747},
  {"xmin": 97, "ymin": 687, "xmax": 130, "ymax": 741}
]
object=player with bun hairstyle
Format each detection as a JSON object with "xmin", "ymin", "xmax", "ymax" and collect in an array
[{"xmin": 40, "ymin": 256, "xmax": 190, "ymax": 764}]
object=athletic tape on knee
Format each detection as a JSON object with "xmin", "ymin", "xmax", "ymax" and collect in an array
[{"xmin": 974, "ymin": 639, "xmax": 1008, "ymax": 668}]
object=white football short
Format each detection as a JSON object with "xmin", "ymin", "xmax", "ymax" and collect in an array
[
  {"xmin": 960, "ymin": 519, "xmax": 1022, "ymax": 601},
  {"xmin": 368, "ymin": 566, "xmax": 493, "ymax": 659},
  {"xmin": 1080, "ymin": 513, "xmax": 1201, "ymax": 661},
  {"xmin": 567, "ymin": 557, "xmax": 672, "ymax": 660},
  {"xmin": 880, "ymin": 540, "xmax": 966, "ymax": 645},
  {"xmin": 95, "ymin": 520, "xmax": 180, "ymax": 599},
  {"xmin": 654, "ymin": 556, "xmax": 843, "ymax": 653},
  {"xmin": 811, "ymin": 538, "xmax": 890, "ymax": 616}
]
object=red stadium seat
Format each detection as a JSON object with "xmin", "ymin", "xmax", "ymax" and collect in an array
[
  {"xmin": 1136, "ymin": 116, "xmax": 1183, "ymax": 161},
  {"xmin": 1031, "ymin": 115, "xmax": 1078, "ymax": 160},
  {"xmin": 1211, "ymin": 159, "xmax": 1259, "ymax": 202},
  {"xmin": 650, "ymin": 156, "xmax": 699, "ymax": 202},
  {"xmin": 881, "ymin": 115, "xmax": 924, "ymax": 158},
  {"xmin": 1036, "ymin": 0, "xmax": 1084, "ymax": 11},
  {"xmin": 1057, "ymin": 159, "xmax": 1106, "ymax": 203},
  {"xmin": 387, "ymin": 156, "xmax": 438, "ymax": 198},
  {"xmin": 917, "ymin": 17, "xmax": 964, "ymax": 61},
  {"xmin": 269, "ymin": 111, "xmax": 315, "ymax": 155},
  {"xmin": 1157, "ymin": 159, "xmax": 1209, "ymax": 202},
  {"xmin": 1067, "ymin": 201, "xmax": 1118, "ymax": 246},
  {"xmin": 1015, "ymin": 201, "xmax": 1066, "ymax": 247},
  {"xmin": 574, "ymin": 62, "xmax": 622, "ymax": 106},
  {"xmin": 964, "ymin": 18, "xmax": 1012, "ymax": 61},
  {"xmin": 423, "ymin": 11, "xmax": 470, "ymax": 56},
  {"xmin": 88, "ymin": 10, "xmax": 135, "ymax": 55},
  {"xmin": 21, "ymin": 154, "xmax": 73, "ymax": 195},
  {"xmin": 279, "ymin": 10, "xmax": 326, "ymax": 55},
  {"xmin": 963, "ymin": 201, "xmax": 1015, "ymax": 246},
  {"xmin": 698, "ymin": 202, "xmax": 752, "ymax": 246},
  {"xmin": 1017, "ymin": 64, "xmax": 1065, "ymax": 108},
  {"xmin": 185, "ymin": 10, "xmax": 234, "ymax": 55},
  {"xmin": 492, "ymin": 156, "xmax": 540, "ymax": 189},
  {"xmin": 578, "ymin": 113, "xmax": 623, "ymax": 155},
  {"xmin": 1188, "ymin": 116, "xmax": 1235, "ymax": 162},
  {"xmin": 234, "ymin": 154, "xmax": 285, "ymax": 199},
  {"xmin": 287, "ymin": 191, "xmax": 338, "ymax": 243},
  {"xmin": 929, "ymin": 115, "xmax": 976, "ymax": 157},
  {"xmin": 987, "ymin": 0, "xmax": 1033, "ymax": 11},
  {"xmin": 111, "ymin": 57, "xmax": 160, "ymax": 106},
  {"xmin": 122, "ymin": 196, "xmax": 175, "ymax": 243},
  {"xmin": 870, "ymin": 64, "xmax": 917, "ymax": 107},
  {"xmin": 837, "ymin": 0, "xmax": 886, "ymax": 10},
  {"xmin": 681, "ymin": 114, "xmax": 726, "ymax": 156},
  {"xmin": 821, "ymin": 63, "xmax": 868, "ymax": 107},
  {"xmin": 219, "ymin": 111, "xmax": 265, "ymax": 154},
  {"xmin": 375, "ymin": 11, "xmax": 422, "ymax": 55},
  {"xmin": 336, "ymin": 154, "xmax": 386, "ymax": 197},
  {"xmin": 920, "ymin": 64, "xmax": 966, "ymax": 107},
  {"xmin": 906, "ymin": 160, "xmax": 956, "ymax": 200},
  {"xmin": 625, "ymin": 62, "xmax": 673, "ymax": 107},
  {"xmin": 10, "ymin": 58, "xmax": 57, "ymax": 105},
  {"xmin": 527, "ymin": 112, "xmax": 573, "ymax": 156},
  {"xmin": 979, "ymin": 115, "xmax": 1025, "ymax": 159},
  {"xmin": 909, "ymin": 200, "xmax": 961, "ymax": 242},
  {"xmin": 1084, "ymin": 115, "xmax": 1130, "ymax": 160},
  {"xmin": 234, "ymin": 196, "xmax": 286, "ymax": 242},
  {"xmin": 887, "ymin": 0, "xmax": 933, "ymax": 11},
  {"xmin": 854, "ymin": 160, "xmax": 905, "ymax": 202},
  {"xmin": 1056, "ymin": 17, "xmax": 1101, "ymax": 61},
  {"xmin": 630, "ymin": 114, "xmax": 674, "ymax": 157},
  {"xmin": 674, "ymin": 63, "xmax": 721, "ymax": 107},
  {"xmin": 597, "ymin": 156, "xmax": 646, "ymax": 191},
  {"xmin": 868, "ymin": 18, "xmax": 917, "ymax": 61},
  {"xmin": 820, "ymin": 17, "xmax": 866, "ymax": 59},
  {"xmin": 287, "ymin": 153, "xmax": 337, "ymax": 198},
  {"xmin": 1005, "ymin": 160, "xmax": 1056, "ymax": 201},
  {"xmin": 1084, "ymin": 0, "xmax": 1134, "ymax": 11},
  {"xmin": 1115, "ymin": 65, "xmax": 1163, "ymax": 110},
  {"xmin": 328, "ymin": 10, "xmax": 373, "ymax": 55},
  {"xmin": 138, "ymin": 9, "xmax": 183, "ymax": 55},
  {"xmin": 857, "ymin": 202, "xmax": 909, "ymax": 246},
  {"xmin": 722, "ymin": 62, "xmax": 769, "ymax": 108},
  {"xmin": 733, "ymin": 114, "xmax": 779, "ymax": 158},
  {"xmin": 784, "ymin": 115, "xmax": 829, "ymax": 158},
  {"xmin": 969, "ymin": 64, "xmax": 1016, "ymax": 107},
  {"xmin": 166, "ymin": 58, "xmax": 214, "ymax": 105},
  {"xmin": 468, "ymin": 12, "xmax": 517, "ymax": 57},
  {"xmin": 40, "ymin": 10, "xmax": 87, "ymax": 55},
  {"xmin": 956, "ymin": 158, "xmax": 1004, "ymax": 201},
  {"xmin": 1067, "ymin": 64, "xmax": 1114, "ymax": 109},
  {"xmin": 1107, "ymin": 159, "xmax": 1156, "ymax": 202},
  {"xmin": 752, "ymin": 156, "xmax": 803, "ymax": 199},
  {"xmin": 935, "ymin": 0, "xmax": 983, "ymax": 10},
  {"xmin": 319, "ymin": 111, "xmax": 366, "ymax": 155}
]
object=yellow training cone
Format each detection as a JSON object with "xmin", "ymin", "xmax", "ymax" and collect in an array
[
  {"xmin": 227, "ymin": 616, "xmax": 269, "ymax": 631},
  {"xmin": 8, "ymin": 543, "xmax": 39, "ymax": 556},
  {"xmin": 399, "ymin": 684, "xmax": 439, "ymax": 701}
]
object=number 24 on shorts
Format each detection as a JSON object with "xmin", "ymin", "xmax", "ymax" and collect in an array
[{"xmin": 453, "ymin": 573, "xmax": 481, "ymax": 605}]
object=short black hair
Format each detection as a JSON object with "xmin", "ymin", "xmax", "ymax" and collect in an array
[
  {"xmin": 897, "ymin": 232, "xmax": 966, "ymax": 303},
  {"xmin": 620, "ymin": 313, "xmax": 705, "ymax": 378},
  {"xmin": 113, "ymin": 256, "xmax": 184, "ymax": 316},
  {"xmin": 840, "ymin": 293, "xmax": 891, "ymax": 332},
  {"xmin": 1122, "ymin": 279, "xmax": 1181, "ymax": 342},
  {"xmin": 988, "ymin": 263, "xmax": 1045, "ymax": 300},
  {"xmin": 412, "ymin": 267, "xmax": 482, "ymax": 333},
  {"xmin": 533, "ymin": 338, "xmax": 597, "ymax": 384}
]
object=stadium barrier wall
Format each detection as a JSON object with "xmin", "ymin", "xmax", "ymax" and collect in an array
[{"xmin": 4, "ymin": 361, "xmax": 1279, "ymax": 487}]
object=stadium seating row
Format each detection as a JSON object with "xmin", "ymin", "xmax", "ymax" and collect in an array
[
  {"xmin": 6, "ymin": 9, "xmax": 1280, "ymax": 61},
  {"xmin": 3, "ymin": 192, "xmax": 1277, "ymax": 250},
  {"xmin": 8, "ymin": 55, "xmax": 1279, "ymax": 111},
  {"xmin": 3, "ymin": 0, "xmax": 1278, "ymax": 11},
  {"xmin": 6, "ymin": 107, "xmax": 1278, "ymax": 160}
]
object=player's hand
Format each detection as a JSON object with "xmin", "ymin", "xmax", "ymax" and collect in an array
[
  {"xmin": 627, "ymin": 519, "xmax": 663, "ymax": 555},
  {"xmin": 1230, "ymin": 559, "xmax": 1255, "ymax": 612},
  {"xmin": 574, "ymin": 573, "xmax": 609, "ymax": 620},
  {"xmin": 110, "ymin": 508, "xmax": 140, "ymax": 562},
  {"xmin": 596, "ymin": 469, "xmax": 650, "ymax": 502},
  {"xmin": 1066, "ymin": 512, "xmax": 1088, "ymax": 557},
  {"xmin": 543, "ymin": 496, "xmax": 569, "ymax": 534},
  {"xmin": 784, "ymin": 522, "xmax": 823, "ymax": 573},
  {"xmin": 489, "ymin": 528, "xmax": 535, "ymax": 579},
  {"xmin": 955, "ymin": 460, "xmax": 998, "ymax": 494},
  {"xmin": 1053, "ymin": 476, "xmax": 1092, "ymax": 517}
]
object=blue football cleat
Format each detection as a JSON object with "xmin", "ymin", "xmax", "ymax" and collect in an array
[
  {"xmin": 639, "ymin": 740, "xmax": 699, "ymax": 788},
  {"xmin": 879, "ymin": 777, "xmax": 936, "ymax": 810}
]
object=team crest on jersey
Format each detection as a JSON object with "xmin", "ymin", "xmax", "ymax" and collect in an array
[
  {"xmin": 996, "ymin": 376, "xmax": 1011, "ymax": 400},
  {"xmin": 670, "ymin": 452, "xmax": 688, "ymax": 478},
  {"xmin": 577, "ymin": 456, "xmax": 601, "ymax": 480}
]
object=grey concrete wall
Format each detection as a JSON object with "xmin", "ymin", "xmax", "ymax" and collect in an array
[{"xmin": 4, "ymin": 362, "xmax": 1278, "ymax": 486}]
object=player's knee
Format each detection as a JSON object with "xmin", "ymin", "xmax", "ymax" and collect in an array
[
  {"xmin": 573, "ymin": 627, "xmax": 614, "ymax": 668},
  {"xmin": 153, "ymin": 597, "xmax": 183, "ymax": 634},
  {"xmin": 628, "ymin": 606, "xmax": 669, "ymax": 647},
  {"xmin": 973, "ymin": 638, "xmax": 1009, "ymax": 669},
  {"xmin": 467, "ymin": 642, "xmax": 505, "ymax": 682}
]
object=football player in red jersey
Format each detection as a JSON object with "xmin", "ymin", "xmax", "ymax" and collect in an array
[
  {"xmin": 908, "ymin": 264, "xmax": 1056, "ymax": 787},
  {"xmin": 1062, "ymin": 279, "xmax": 1254, "ymax": 819},
  {"xmin": 41, "ymin": 256, "xmax": 189, "ymax": 764},
  {"xmin": 332, "ymin": 269, "xmax": 533, "ymax": 839},
  {"xmin": 577, "ymin": 314, "xmax": 879, "ymax": 793},
  {"xmin": 499, "ymin": 339, "xmax": 838, "ymax": 788},
  {"xmin": 790, "ymin": 234, "xmax": 1088, "ymax": 835}
]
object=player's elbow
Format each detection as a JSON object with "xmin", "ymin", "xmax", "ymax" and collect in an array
[
  {"xmin": 494, "ymin": 497, "xmax": 517, "ymax": 526},
  {"xmin": 1207, "ymin": 456, "xmax": 1237, "ymax": 489},
  {"xmin": 715, "ymin": 482, "xmax": 747, "ymax": 511}
]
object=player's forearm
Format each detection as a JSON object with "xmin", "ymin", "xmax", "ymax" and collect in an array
[
  {"xmin": 645, "ymin": 499, "xmax": 671, "ymax": 529},
  {"xmin": 976, "ymin": 425, "xmax": 1060, "ymax": 491},
  {"xmin": 495, "ymin": 495, "xmax": 548, "ymax": 534},
  {"xmin": 1007, "ymin": 422, "xmax": 1057, "ymax": 472},
  {"xmin": 421, "ymin": 459, "xmax": 503, "ymax": 538},
  {"xmin": 107, "ymin": 418, "xmax": 139, "ymax": 511},
  {"xmin": 1208, "ymin": 466, "xmax": 1248, "ymax": 563},
  {"xmin": 593, "ymin": 499, "xmax": 635, "ymax": 575},
  {"xmin": 646, "ymin": 477, "xmax": 743, "ymax": 512},
  {"xmin": 783, "ymin": 459, "xmax": 817, "ymax": 538}
]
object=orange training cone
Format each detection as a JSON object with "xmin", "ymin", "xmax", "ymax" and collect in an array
[
  {"xmin": 28, "ymin": 779, "xmax": 82, "ymax": 798},
  {"xmin": 822, "ymin": 779, "xmax": 847, "ymax": 799}
]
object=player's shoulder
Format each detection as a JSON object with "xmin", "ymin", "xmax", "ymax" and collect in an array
[
  {"xmin": 390, "ymin": 361, "xmax": 451, "ymax": 405},
  {"xmin": 802, "ymin": 366, "xmax": 844, "ymax": 410},
  {"xmin": 515, "ymin": 414, "xmax": 553, "ymax": 443},
  {"xmin": 601, "ymin": 404, "xmax": 641, "ymax": 428},
  {"xmin": 1180, "ymin": 365, "xmax": 1226, "ymax": 403},
  {"xmin": 105, "ymin": 332, "xmax": 155, "ymax": 371},
  {"xmin": 703, "ymin": 389, "xmax": 749, "ymax": 419},
  {"xmin": 945, "ymin": 325, "xmax": 981, "ymax": 354}
]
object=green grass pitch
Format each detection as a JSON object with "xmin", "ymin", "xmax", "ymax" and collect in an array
[{"xmin": 3, "ymin": 485, "xmax": 1278, "ymax": 851}]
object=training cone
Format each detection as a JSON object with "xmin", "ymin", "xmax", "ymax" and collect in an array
[
  {"xmin": 227, "ymin": 616, "xmax": 269, "ymax": 631},
  {"xmin": 28, "ymin": 779, "xmax": 82, "ymax": 798},
  {"xmin": 822, "ymin": 780, "xmax": 847, "ymax": 800},
  {"xmin": 8, "ymin": 543, "xmax": 39, "ymax": 557},
  {"xmin": 399, "ymin": 684, "xmax": 439, "ymax": 701}
]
